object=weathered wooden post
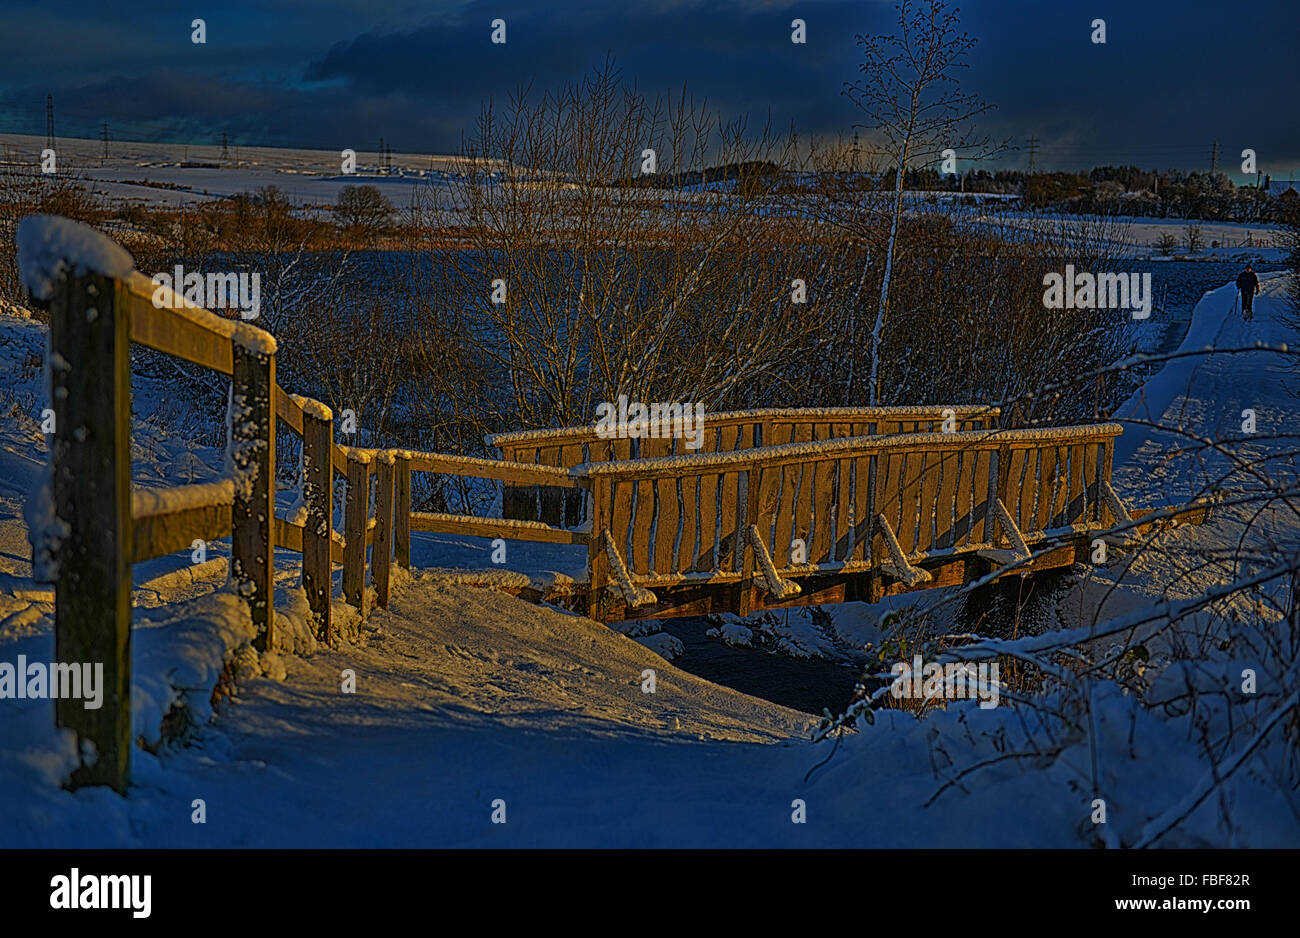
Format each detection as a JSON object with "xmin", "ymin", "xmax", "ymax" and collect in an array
[
  {"xmin": 302, "ymin": 402, "xmax": 333, "ymax": 640},
  {"xmin": 374, "ymin": 453, "xmax": 395, "ymax": 608},
  {"xmin": 45, "ymin": 271, "xmax": 133, "ymax": 792},
  {"xmin": 230, "ymin": 324, "xmax": 276, "ymax": 652},
  {"xmin": 585, "ymin": 476, "xmax": 609, "ymax": 619},
  {"xmin": 343, "ymin": 449, "xmax": 369, "ymax": 615},
  {"xmin": 394, "ymin": 453, "xmax": 411, "ymax": 569}
]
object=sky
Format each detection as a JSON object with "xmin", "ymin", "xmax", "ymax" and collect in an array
[{"xmin": 1, "ymin": 0, "xmax": 1296, "ymax": 180}]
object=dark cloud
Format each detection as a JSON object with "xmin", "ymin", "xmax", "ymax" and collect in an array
[{"xmin": 0, "ymin": 0, "xmax": 1295, "ymax": 176}]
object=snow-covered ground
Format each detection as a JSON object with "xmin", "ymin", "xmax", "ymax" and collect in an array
[{"xmin": 1, "ymin": 269, "xmax": 1297, "ymax": 847}]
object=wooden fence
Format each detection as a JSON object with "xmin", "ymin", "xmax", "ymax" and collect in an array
[{"xmin": 30, "ymin": 241, "xmax": 578, "ymax": 791}]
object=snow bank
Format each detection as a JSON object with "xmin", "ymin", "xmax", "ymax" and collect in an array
[
  {"xmin": 131, "ymin": 589, "xmax": 256, "ymax": 743},
  {"xmin": 16, "ymin": 215, "xmax": 134, "ymax": 300}
]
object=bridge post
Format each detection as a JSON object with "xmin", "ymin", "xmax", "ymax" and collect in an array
[
  {"xmin": 586, "ymin": 478, "xmax": 609, "ymax": 618},
  {"xmin": 394, "ymin": 454, "xmax": 411, "ymax": 569},
  {"xmin": 374, "ymin": 454, "xmax": 395, "ymax": 608},
  {"xmin": 302, "ymin": 406, "xmax": 333, "ymax": 641},
  {"xmin": 230, "ymin": 325, "xmax": 276, "ymax": 653},
  {"xmin": 44, "ymin": 271, "xmax": 133, "ymax": 793},
  {"xmin": 343, "ymin": 450, "xmax": 370, "ymax": 616}
]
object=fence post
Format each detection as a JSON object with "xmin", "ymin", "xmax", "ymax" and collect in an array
[
  {"xmin": 45, "ymin": 272, "xmax": 132, "ymax": 792},
  {"xmin": 230, "ymin": 325, "xmax": 276, "ymax": 652},
  {"xmin": 585, "ymin": 477, "xmax": 608, "ymax": 619},
  {"xmin": 302, "ymin": 406, "xmax": 333, "ymax": 641},
  {"xmin": 394, "ymin": 454, "xmax": 411, "ymax": 569},
  {"xmin": 374, "ymin": 454, "xmax": 395, "ymax": 608},
  {"xmin": 343, "ymin": 450, "xmax": 369, "ymax": 615},
  {"xmin": 737, "ymin": 467, "xmax": 760, "ymax": 615}
]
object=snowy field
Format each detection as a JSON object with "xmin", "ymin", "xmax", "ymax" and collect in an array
[
  {"xmin": 0, "ymin": 258, "xmax": 1297, "ymax": 846},
  {"xmin": 5, "ymin": 132, "xmax": 1288, "ymax": 266}
]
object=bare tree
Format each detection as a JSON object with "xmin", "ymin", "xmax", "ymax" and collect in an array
[{"xmin": 844, "ymin": 0, "xmax": 1000, "ymax": 405}]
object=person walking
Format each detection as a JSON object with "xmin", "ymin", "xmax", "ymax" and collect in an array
[{"xmin": 1236, "ymin": 264, "xmax": 1260, "ymax": 322}]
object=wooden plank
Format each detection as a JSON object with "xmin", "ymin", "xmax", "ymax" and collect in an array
[
  {"xmin": 408, "ymin": 513, "xmax": 586, "ymax": 544},
  {"xmin": 810, "ymin": 458, "xmax": 836, "ymax": 564},
  {"xmin": 1050, "ymin": 444, "xmax": 1071, "ymax": 524},
  {"xmin": 303, "ymin": 407, "xmax": 333, "ymax": 638},
  {"xmin": 717, "ymin": 424, "xmax": 740, "ymax": 458},
  {"xmin": 1035, "ymin": 447, "xmax": 1059, "ymax": 534},
  {"xmin": 1002, "ymin": 447, "xmax": 1027, "ymax": 539},
  {"xmin": 876, "ymin": 451, "xmax": 905, "ymax": 552},
  {"xmin": 631, "ymin": 479, "xmax": 655, "ymax": 574},
  {"xmin": 1017, "ymin": 447, "xmax": 1038, "ymax": 534},
  {"xmin": 408, "ymin": 453, "xmax": 580, "ymax": 488},
  {"xmin": 702, "ymin": 467, "xmax": 733, "ymax": 569},
  {"xmin": 640, "ymin": 436, "xmax": 672, "ymax": 459},
  {"xmin": 394, "ymin": 454, "xmax": 411, "ymax": 568},
  {"xmin": 587, "ymin": 479, "xmax": 611, "ymax": 616},
  {"xmin": 1084, "ymin": 442, "xmax": 1101, "ymax": 523},
  {"xmin": 275, "ymin": 386, "xmax": 304, "ymax": 436},
  {"xmin": 933, "ymin": 450, "xmax": 960, "ymax": 550},
  {"xmin": 741, "ymin": 465, "xmax": 778, "ymax": 614},
  {"xmin": 230, "ymin": 329, "xmax": 276, "ymax": 651},
  {"xmin": 899, "ymin": 450, "xmax": 928, "ymax": 555},
  {"xmin": 559, "ymin": 444, "xmax": 585, "ymax": 527},
  {"xmin": 500, "ymin": 443, "xmax": 538, "ymax": 522},
  {"xmin": 654, "ymin": 476, "xmax": 679, "ymax": 572},
  {"xmin": 131, "ymin": 495, "xmax": 230, "ymax": 562},
  {"xmin": 123, "ymin": 272, "xmax": 234, "ymax": 374},
  {"xmin": 1067, "ymin": 443, "xmax": 1087, "ymax": 524},
  {"xmin": 679, "ymin": 475, "xmax": 698, "ymax": 575},
  {"xmin": 847, "ymin": 455, "xmax": 869, "ymax": 562},
  {"xmin": 773, "ymin": 464, "xmax": 799, "ymax": 567},
  {"xmin": 374, "ymin": 457, "xmax": 395, "ymax": 608},
  {"xmin": 832, "ymin": 458, "xmax": 852, "ymax": 561},
  {"xmin": 952, "ymin": 449, "xmax": 975, "ymax": 548},
  {"xmin": 536, "ymin": 445, "xmax": 566, "ymax": 527},
  {"xmin": 343, "ymin": 453, "xmax": 369, "ymax": 615},
  {"xmin": 609, "ymin": 479, "xmax": 634, "ymax": 563},
  {"xmin": 718, "ymin": 465, "xmax": 739, "ymax": 571},
  {"xmin": 49, "ymin": 272, "xmax": 133, "ymax": 792},
  {"xmin": 973, "ymin": 448, "xmax": 995, "ymax": 544},
  {"xmin": 1100, "ymin": 439, "xmax": 1116, "ymax": 524},
  {"xmin": 793, "ymin": 463, "xmax": 814, "ymax": 564}
]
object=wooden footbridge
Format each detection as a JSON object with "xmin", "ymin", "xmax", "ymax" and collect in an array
[{"xmin": 20, "ymin": 216, "xmax": 1202, "ymax": 790}]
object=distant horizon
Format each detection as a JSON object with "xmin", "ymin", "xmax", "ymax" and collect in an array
[{"xmin": 4, "ymin": 130, "xmax": 1296, "ymax": 188}]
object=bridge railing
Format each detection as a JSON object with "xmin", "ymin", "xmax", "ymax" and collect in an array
[
  {"xmin": 577, "ymin": 422, "xmax": 1123, "ymax": 617},
  {"xmin": 489, "ymin": 405, "xmax": 1001, "ymax": 526}
]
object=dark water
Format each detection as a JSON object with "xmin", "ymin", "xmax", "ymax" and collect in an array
[{"xmin": 657, "ymin": 617, "xmax": 867, "ymax": 716}]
